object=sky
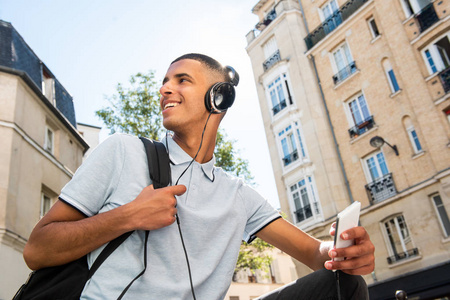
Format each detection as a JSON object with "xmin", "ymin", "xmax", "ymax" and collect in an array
[{"xmin": 0, "ymin": 0, "xmax": 281, "ymax": 208}]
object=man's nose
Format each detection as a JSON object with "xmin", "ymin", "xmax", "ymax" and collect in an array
[{"xmin": 160, "ymin": 81, "xmax": 173, "ymax": 95}]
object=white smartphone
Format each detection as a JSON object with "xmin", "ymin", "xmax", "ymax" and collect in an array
[{"xmin": 333, "ymin": 201, "xmax": 361, "ymax": 261}]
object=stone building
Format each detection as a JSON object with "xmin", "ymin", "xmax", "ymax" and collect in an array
[
  {"xmin": 0, "ymin": 20, "xmax": 89, "ymax": 299},
  {"xmin": 246, "ymin": 0, "xmax": 450, "ymax": 298}
]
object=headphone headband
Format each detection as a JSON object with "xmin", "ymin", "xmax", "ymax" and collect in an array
[{"xmin": 225, "ymin": 66, "xmax": 239, "ymax": 87}]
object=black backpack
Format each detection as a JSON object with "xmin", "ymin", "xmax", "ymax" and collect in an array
[{"xmin": 13, "ymin": 137, "xmax": 170, "ymax": 300}]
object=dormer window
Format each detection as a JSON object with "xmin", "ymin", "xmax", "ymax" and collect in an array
[{"xmin": 42, "ymin": 68, "xmax": 55, "ymax": 105}]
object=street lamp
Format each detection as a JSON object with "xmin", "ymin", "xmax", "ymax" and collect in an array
[{"xmin": 370, "ymin": 136, "xmax": 399, "ymax": 156}]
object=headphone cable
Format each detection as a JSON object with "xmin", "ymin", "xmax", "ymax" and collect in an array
[{"xmin": 166, "ymin": 111, "xmax": 213, "ymax": 300}]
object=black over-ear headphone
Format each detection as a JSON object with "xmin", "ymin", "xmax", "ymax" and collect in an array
[{"xmin": 204, "ymin": 66, "xmax": 240, "ymax": 114}]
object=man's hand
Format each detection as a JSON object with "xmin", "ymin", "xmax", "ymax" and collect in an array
[
  {"xmin": 324, "ymin": 223, "xmax": 375, "ymax": 275},
  {"xmin": 123, "ymin": 184, "xmax": 186, "ymax": 231},
  {"xmin": 24, "ymin": 184, "xmax": 186, "ymax": 270}
]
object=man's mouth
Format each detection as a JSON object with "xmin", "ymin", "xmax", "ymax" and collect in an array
[{"xmin": 163, "ymin": 102, "xmax": 180, "ymax": 110}]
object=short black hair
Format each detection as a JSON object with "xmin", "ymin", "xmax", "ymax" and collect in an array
[{"xmin": 171, "ymin": 53, "xmax": 228, "ymax": 81}]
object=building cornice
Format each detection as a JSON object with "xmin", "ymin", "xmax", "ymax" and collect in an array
[
  {"xmin": 0, "ymin": 66, "xmax": 89, "ymax": 153},
  {"xmin": 0, "ymin": 119, "xmax": 75, "ymax": 178},
  {"xmin": 246, "ymin": 9, "xmax": 302, "ymax": 52}
]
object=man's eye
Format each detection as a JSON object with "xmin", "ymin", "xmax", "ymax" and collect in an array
[{"xmin": 180, "ymin": 78, "xmax": 189, "ymax": 83}]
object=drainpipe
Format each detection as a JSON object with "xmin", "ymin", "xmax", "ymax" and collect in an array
[{"xmin": 297, "ymin": 0, "xmax": 354, "ymax": 204}]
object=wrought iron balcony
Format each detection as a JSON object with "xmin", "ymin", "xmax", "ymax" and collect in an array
[
  {"xmin": 272, "ymin": 99, "xmax": 287, "ymax": 115},
  {"xmin": 333, "ymin": 61, "xmax": 357, "ymax": 84},
  {"xmin": 348, "ymin": 115, "xmax": 375, "ymax": 138},
  {"xmin": 439, "ymin": 67, "xmax": 450, "ymax": 93},
  {"xmin": 255, "ymin": 8, "xmax": 277, "ymax": 31},
  {"xmin": 282, "ymin": 149, "xmax": 299, "ymax": 166},
  {"xmin": 305, "ymin": 0, "xmax": 369, "ymax": 50},
  {"xmin": 415, "ymin": 3, "xmax": 439, "ymax": 33},
  {"xmin": 387, "ymin": 248, "xmax": 419, "ymax": 264},
  {"xmin": 295, "ymin": 204, "xmax": 313, "ymax": 223},
  {"xmin": 263, "ymin": 50, "xmax": 281, "ymax": 72},
  {"xmin": 365, "ymin": 173, "xmax": 397, "ymax": 204}
]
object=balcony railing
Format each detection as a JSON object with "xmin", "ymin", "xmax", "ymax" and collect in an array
[
  {"xmin": 272, "ymin": 99, "xmax": 287, "ymax": 115},
  {"xmin": 263, "ymin": 50, "xmax": 281, "ymax": 72},
  {"xmin": 415, "ymin": 3, "xmax": 439, "ymax": 33},
  {"xmin": 365, "ymin": 173, "xmax": 397, "ymax": 204},
  {"xmin": 333, "ymin": 61, "xmax": 357, "ymax": 84},
  {"xmin": 387, "ymin": 248, "xmax": 419, "ymax": 264},
  {"xmin": 283, "ymin": 149, "xmax": 299, "ymax": 166},
  {"xmin": 305, "ymin": 0, "xmax": 369, "ymax": 50},
  {"xmin": 439, "ymin": 67, "xmax": 450, "ymax": 93},
  {"xmin": 348, "ymin": 115, "xmax": 375, "ymax": 138},
  {"xmin": 255, "ymin": 8, "xmax": 278, "ymax": 31},
  {"xmin": 295, "ymin": 204, "xmax": 313, "ymax": 223}
]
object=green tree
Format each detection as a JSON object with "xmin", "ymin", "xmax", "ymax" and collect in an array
[
  {"xmin": 96, "ymin": 70, "xmax": 273, "ymax": 279},
  {"xmin": 236, "ymin": 239, "xmax": 274, "ymax": 278},
  {"xmin": 96, "ymin": 70, "xmax": 163, "ymax": 140}
]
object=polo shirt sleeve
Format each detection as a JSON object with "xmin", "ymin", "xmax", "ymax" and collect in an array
[
  {"xmin": 239, "ymin": 183, "xmax": 281, "ymax": 243},
  {"xmin": 59, "ymin": 133, "xmax": 126, "ymax": 217}
]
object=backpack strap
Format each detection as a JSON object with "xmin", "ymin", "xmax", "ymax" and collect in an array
[
  {"xmin": 139, "ymin": 137, "xmax": 172, "ymax": 188},
  {"xmin": 88, "ymin": 231, "xmax": 133, "ymax": 279},
  {"xmin": 88, "ymin": 137, "xmax": 171, "ymax": 282}
]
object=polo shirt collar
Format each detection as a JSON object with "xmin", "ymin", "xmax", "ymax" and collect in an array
[{"xmin": 162, "ymin": 135, "xmax": 216, "ymax": 182}]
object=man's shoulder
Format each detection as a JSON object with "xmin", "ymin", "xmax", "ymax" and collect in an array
[{"xmin": 99, "ymin": 133, "xmax": 143, "ymax": 151}]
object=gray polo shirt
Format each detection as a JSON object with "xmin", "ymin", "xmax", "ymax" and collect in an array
[{"xmin": 60, "ymin": 133, "xmax": 280, "ymax": 300}]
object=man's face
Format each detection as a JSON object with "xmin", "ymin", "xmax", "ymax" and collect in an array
[{"xmin": 160, "ymin": 59, "xmax": 214, "ymax": 132}]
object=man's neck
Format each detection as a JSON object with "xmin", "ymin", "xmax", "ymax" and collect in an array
[{"xmin": 172, "ymin": 132, "xmax": 216, "ymax": 164}]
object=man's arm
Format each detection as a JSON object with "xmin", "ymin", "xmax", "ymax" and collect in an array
[
  {"xmin": 23, "ymin": 184, "xmax": 186, "ymax": 270},
  {"xmin": 256, "ymin": 218, "xmax": 375, "ymax": 275}
]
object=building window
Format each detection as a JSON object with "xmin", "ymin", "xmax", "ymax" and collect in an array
[
  {"xmin": 290, "ymin": 176, "xmax": 321, "ymax": 224},
  {"xmin": 263, "ymin": 37, "xmax": 278, "ymax": 60},
  {"xmin": 320, "ymin": 0, "xmax": 342, "ymax": 34},
  {"xmin": 346, "ymin": 94, "xmax": 374, "ymax": 138},
  {"xmin": 422, "ymin": 33, "xmax": 450, "ymax": 75},
  {"xmin": 278, "ymin": 122, "xmax": 307, "ymax": 167},
  {"xmin": 366, "ymin": 152, "xmax": 389, "ymax": 182},
  {"xmin": 383, "ymin": 60, "xmax": 400, "ymax": 93},
  {"xmin": 444, "ymin": 107, "xmax": 450, "ymax": 124},
  {"xmin": 364, "ymin": 151, "xmax": 397, "ymax": 203},
  {"xmin": 41, "ymin": 193, "xmax": 52, "ymax": 218},
  {"xmin": 383, "ymin": 214, "xmax": 418, "ymax": 264},
  {"xmin": 262, "ymin": 37, "xmax": 281, "ymax": 71},
  {"xmin": 44, "ymin": 126, "xmax": 54, "ymax": 154},
  {"xmin": 407, "ymin": 126, "xmax": 423, "ymax": 154},
  {"xmin": 400, "ymin": 0, "xmax": 430, "ymax": 18},
  {"xmin": 332, "ymin": 42, "xmax": 356, "ymax": 84},
  {"xmin": 42, "ymin": 68, "xmax": 56, "ymax": 105},
  {"xmin": 368, "ymin": 17, "xmax": 380, "ymax": 39},
  {"xmin": 431, "ymin": 194, "xmax": 450, "ymax": 238},
  {"xmin": 268, "ymin": 75, "xmax": 288, "ymax": 116}
]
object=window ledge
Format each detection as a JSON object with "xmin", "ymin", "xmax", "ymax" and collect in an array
[
  {"xmin": 333, "ymin": 69, "xmax": 360, "ymax": 90},
  {"xmin": 401, "ymin": 14, "xmax": 415, "ymax": 25},
  {"xmin": 388, "ymin": 254, "xmax": 422, "ymax": 269},
  {"xmin": 434, "ymin": 92, "xmax": 450, "ymax": 106},
  {"xmin": 389, "ymin": 89, "xmax": 402, "ymax": 98},
  {"xmin": 370, "ymin": 35, "xmax": 381, "ymax": 44},
  {"xmin": 349, "ymin": 125, "xmax": 378, "ymax": 145},
  {"xmin": 412, "ymin": 151, "xmax": 425, "ymax": 159},
  {"xmin": 442, "ymin": 236, "xmax": 450, "ymax": 244}
]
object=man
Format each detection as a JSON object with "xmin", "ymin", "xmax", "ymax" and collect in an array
[{"xmin": 24, "ymin": 54, "xmax": 374, "ymax": 299}]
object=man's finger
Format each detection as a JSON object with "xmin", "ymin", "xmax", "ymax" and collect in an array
[
  {"xmin": 341, "ymin": 226, "xmax": 367, "ymax": 240},
  {"xmin": 166, "ymin": 184, "xmax": 187, "ymax": 196}
]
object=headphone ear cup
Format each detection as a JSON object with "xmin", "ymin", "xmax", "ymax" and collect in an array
[{"xmin": 205, "ymin": 82, "xmax": 235, "ymax": 113}]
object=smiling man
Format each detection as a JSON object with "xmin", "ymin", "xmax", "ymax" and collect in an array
[{"xmin": 23, "ymin": 53, "xmax": 374, "ymax": 299}]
